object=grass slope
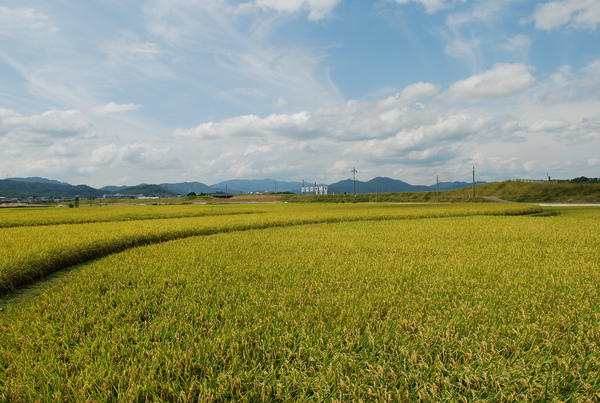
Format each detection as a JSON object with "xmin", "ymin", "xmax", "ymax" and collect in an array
[
  {"xmin": 469, "ymin": 180, "xmax": 600, "ymax": 203},
  {"xmin": 279, "ymin": 180, "xmax": 600, "ymax": 203}
]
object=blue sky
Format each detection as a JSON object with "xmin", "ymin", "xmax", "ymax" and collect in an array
[{"xmin": 1, "ymin": 0, "xmax": 599, "ymax": 187}]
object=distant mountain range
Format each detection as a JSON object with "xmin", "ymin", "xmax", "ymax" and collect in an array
[
  {"xmin": 325, "ymin": 177, "xmax": 485, "ymax": 194},
  {"xmin": 0, "ymin": 177, "xmax": 483, "ymax": 199}
]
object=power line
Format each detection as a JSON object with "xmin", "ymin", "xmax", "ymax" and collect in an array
[{"xmin": 351, "ymin": 167, "xmax": 357, "ymax": 203}]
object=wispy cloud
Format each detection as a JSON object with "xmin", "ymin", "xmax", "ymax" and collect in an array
[
  {"xmin": 140, "ymin": 0, "xmax": 344, "ymax": 113},
  {"xmin": 0, "ymin": 6, "xmax": 57, "ymax": 33},
  {"xmin": 243, "ymin": 0, "xmax": 342, "ymax": 21},
  {"xmin": 392, "ymin": 0, "xmax": 459, "ymax": 14},
  {"xmin": 92, "ymin": 102, "xmax": 142, "ymax": 116},
  {"xmin": 529, "ymin": 0, "xmax": 600, "ymax": 30}
]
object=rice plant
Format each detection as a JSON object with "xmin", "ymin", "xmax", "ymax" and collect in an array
[{"xmin": 1, "ymin": 205, "xmax": 598, "ymax": 401}]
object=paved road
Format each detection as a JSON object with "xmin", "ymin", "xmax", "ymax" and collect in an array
[
  {"xmin": 483, "ymin": 196, "xmax": 600, "ymax": 206},
  {"xmin": 536, "ymin": 203, "xmax": 600, "ymax": 206}
]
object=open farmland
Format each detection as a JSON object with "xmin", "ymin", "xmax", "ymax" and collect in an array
[
  {"xmin": 0, "ymin": 203, "xmax": 540, "ymax": 294},
  {"xmin": 1, "ymin": 204, "xmax": 599, "ymax": 401}
]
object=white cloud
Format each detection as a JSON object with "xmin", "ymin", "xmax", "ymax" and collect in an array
[
  {"xmin": 93, "ymin": 102, "xmax": 142, "ymax": 116},
  {"xmin": 444, "ymin": 63, "xmax": 535, "ymax": 103},
  {"xmin": 499, "ymin": 35, "xmax": 532, "ymax": 60},
  {"xmin": 530, "ymin": 0, "xmax": 600, "ymax": 30},
  {"xmin": 164, "ymin": 59, "xmax": 600, "ymax": 185},
  {"xmin": 0, "ymin": 108, "xmax": 20, "ymax": 121},
  {"xmin": 247, "ymin": 0, "xmax": 342, "ymax": 21},
  {"xmin": 0, "ymin": 109, "xmax": 90, "ymax": 137},
  {"xmin": 442, "ymin": 2, "xmax": 504, "ymax": 70},
  {"xmin": 1, "ymin": 2, "xmax": 599, "ymax": 187},
  {"xmin": 46, "ymin": 139, "xmax": 81, "ymax": 157},
  {"xmin": 358, "ymin": 113, "xmax": 495, "ymax": 159},
  {"xmin": 444, "ymin": 37, "xmax": 482, "ymax": 70},
  {"xmin": 583, "ymin": 59, "xmax": 600, "ymax": 75},
  {"xmin": 276, "ymin": 96, "xmax": 289, "ymax": 108},
  {"xmin": 89, "ymin": 144, "xmax": 119, "ymax": 165},
  {"xmin": 561, "ymin": 119, "xmax": 600, "ymax": 143},
  {"xmin": 173, "ymin": 112, "xmax": 313, "ymax": 139},
  {"xmin": 182, "ymin": 81, "xmax": 442, "ymax": 143},
  {"xmin": 528, "ymin": 119, "xmax": 570, "ymax": 132},
  {"xmin": 0, "ymin": 6, "xmax": 57, "ymax": 33},
  {"xmin": 118, "ymin": 143, "xmax": 177, "ymax": 168},
  {"xmin": 393, "ymin": 0, "xmax": 448, "ymax": 14},
  {"xmin": 105, "ymin": 30, "xmax": 167, "ymax": 63},
  {"xmin": 78, "ymin": 142, "xmax": 178, "ymax": 175},
  {"xmin": 397, "ymin": 82, "xmax": 440, "ymax": 102},
  {"xmin": 245, "ymin": 144, "xmax": 273, "ymax": 155}
]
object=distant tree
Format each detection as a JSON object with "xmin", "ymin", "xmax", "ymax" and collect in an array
[
  {"xmin": 570, "ymin": 176, "xmax": 600, "ymax": 184},
  {"xmin": 571, "ymin": 176, "xmax": 589, "ymax": 183},
  {"xmin": 187, "ymin": 192, "xmax": 197, "ymax": 196}
]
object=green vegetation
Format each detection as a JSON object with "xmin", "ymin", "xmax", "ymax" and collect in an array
[
  {"xmin": 280, "ymin": 180, "xmax": 600, "ymax": 203},
  {"xmin": 471, "ymin": 180, "xmax": 600, "ymax": 203},
  {"xmin": 0, "ymin": 179, "xmax": 102, "ymax": 198},
  {"xmin": 1, "ymin": 204, "xmax": 599, "ymax": 401},
  {"xmin": 569, "ymin": 176, "xmax": 600, "ymax": 184}
]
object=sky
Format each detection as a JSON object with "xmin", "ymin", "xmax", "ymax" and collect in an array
[{"xmin": 1, "ymin": 0, "xmax": 599, "ymax": 187}]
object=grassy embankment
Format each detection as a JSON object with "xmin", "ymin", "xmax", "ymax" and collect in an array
[
  {"xmin": 470, "ymin": 180, "xmax": 600, "ymax": 203},
  {"xmin": 279, "ymin": 180, "xmax": 600, "ymax": 203}
]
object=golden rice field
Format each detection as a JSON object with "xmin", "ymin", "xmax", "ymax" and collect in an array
[{"xmin": 1, "ymin": 203, "xmax": 599, "ymax": 402}]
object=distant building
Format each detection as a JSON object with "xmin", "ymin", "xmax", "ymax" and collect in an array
[
  {"xmin": 516, "ymin": 175, "xmax": 557, "ymax": 183},
  {"xmin": 301, "ymin": 186, "xmax": 328, "ymax": 195},
  {"xmin": 103, "ymin": 193, "xmax": 128, "ymax": 199}
]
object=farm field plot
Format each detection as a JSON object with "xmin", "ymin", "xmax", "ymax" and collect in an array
[
  {"xmin": 0, "ymin": 203, "xmax": 540, "ymax": 294},
  {"xmin": 0, "ymin": 204, "xmax": 263, "ymax": 228},
  {"xmin": 1, "ymin": 204, "xmax": 599, "ymax": 401}
]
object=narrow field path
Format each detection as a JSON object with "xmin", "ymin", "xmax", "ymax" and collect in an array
[{"xmin": 483, "ymin": 196, "xmax": 515, "ymax": 203}]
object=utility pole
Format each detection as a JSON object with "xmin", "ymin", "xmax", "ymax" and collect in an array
[
  {"xmin": 274, "ymin": 181, "xmax": 277, "ymax": 194},
  {"xmin": 472, "ymin": 166, "xmax": 476, "ymax": 198},
  {"xmin": 436, "ymin": 175, "xmax": 439, "ymax": 203},
  {"xmin": 376, "ymin": 178, "xmax": 379, "ymax": 203},
  {"xmin": 351, "ymin": 167, "xmax": 357, "ymax": 203}
]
